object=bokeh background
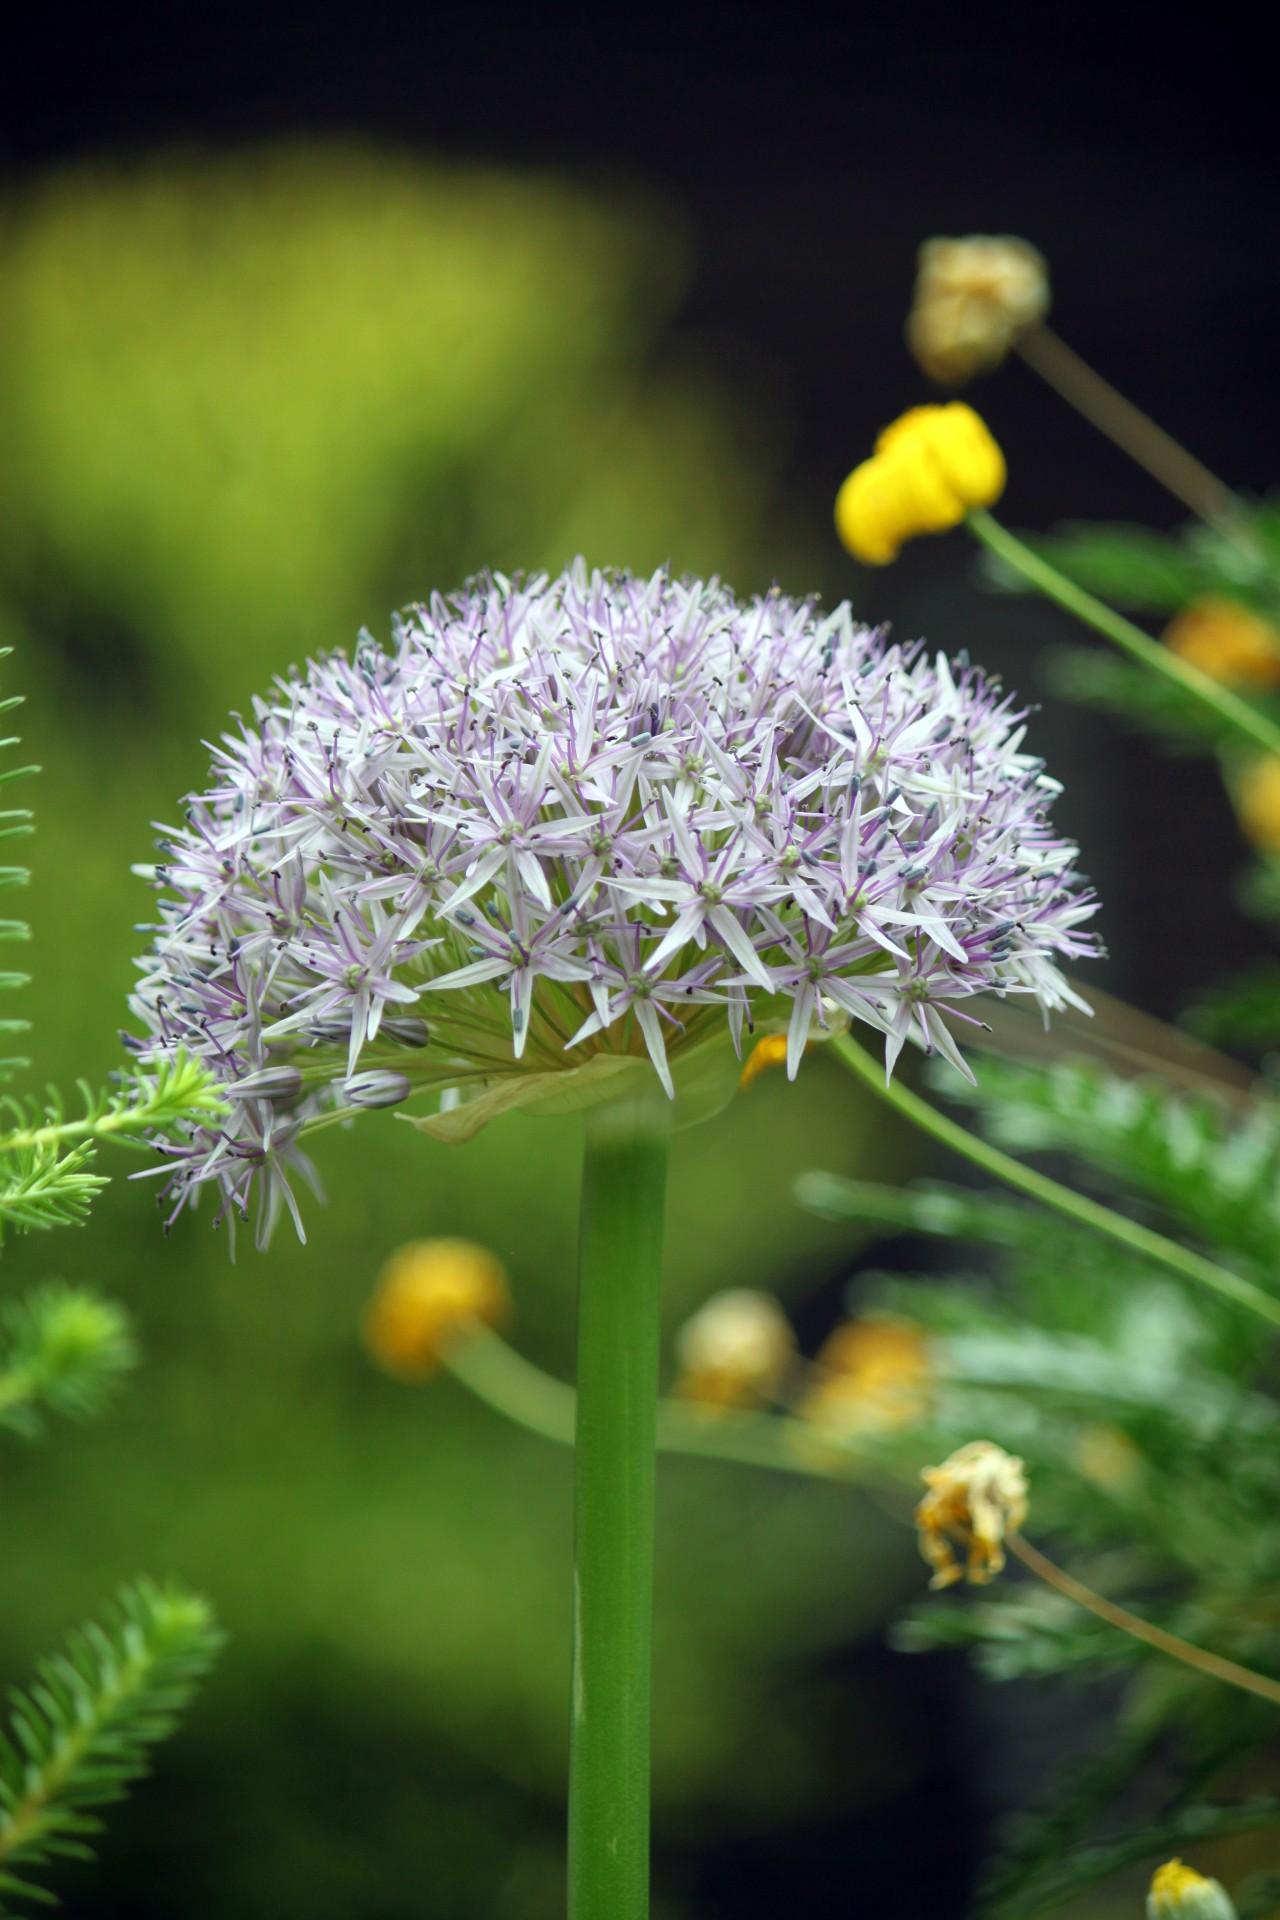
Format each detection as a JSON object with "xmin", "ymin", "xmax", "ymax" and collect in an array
[{"xmin": 1, "ymin": 8, "xmax": 1276, "ymax": 1915}]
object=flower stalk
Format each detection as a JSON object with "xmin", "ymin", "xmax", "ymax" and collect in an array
[
  {"xmin": 1007, "ymin": 1533, "xmax": 1280, "ymax": 1711},
  {"xmin": 1013, "ymin": 322, "xmax": 1242, "ymax": 532},
  {"xmin": 966, "ymin": 509, "xmax": 1280, "ymax": 761},
  {"xmin": 568, "ymin": 1095, "xmax": 670, "ymax": 1920},
  {"xmin": 831, "ymin": 1031, "xmax": 1280, "ymax": 1330}
]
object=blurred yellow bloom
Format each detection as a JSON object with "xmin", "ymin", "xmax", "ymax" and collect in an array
[
  {"xmin": 915, "ymin": 1440, "xmax": 1028, "ymax": 1589},
  {"xmin": 906, "ymin": 234, "xmax": 1050, "ymax": 385},
  {"xmin": 1072, "ymin": 1423, "xmax": 1144, "ymax": 1494},
  {"xmin": 835, "ymin": 403, "xmax": 1005, "ymax": 566},
  {"xmin": 1234, "ymin": 757, "xmax": 1280, "ymax": 853},
  {"xmin": 363, "ymin": 1238, "xmax": 511, "ymax": 1381},
  {"xmin": 1148, "ymin": 1859, "xmax": 1236, "ymax": 1920},
  {"xmin": 739, "ymin": 1034, "xmax": 789, "ymax": 1089},
  {"xmin": 1163, "ymin": 597, "xmax": 1280, "ymax": 690},
  {"xmin": 803, "ymin": 1316, "xmax": 931, "ymax": 1434},
  {"xmin": 673, "ymin": 1288, "xmax": 796, "ymax": 1411}
]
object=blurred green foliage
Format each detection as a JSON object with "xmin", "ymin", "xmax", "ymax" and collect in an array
[
  {"xmin": 801, "ymin": 1052, "xmax": 1280, "ymax": 1916},
  {"xmin": 986, "ymin": 501, "xmax": 1280, "ymax": 1060},
  {"xmin": 0, "ymin": 144, "xmax": 916, "ymax": 1917}
]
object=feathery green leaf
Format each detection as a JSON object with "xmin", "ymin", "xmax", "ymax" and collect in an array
[{"xmin": 0, "ymin": 1582, "xmax": 222, "ymax": 1912}]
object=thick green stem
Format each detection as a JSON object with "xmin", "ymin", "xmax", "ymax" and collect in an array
[
  {"xmin": 833, "ymin": 1032, "xmax": 1280, "ymax": 1330},
  {"xmin": 568, "ymin": 1095, "xmax": 670, "ymax": 1920},
  {"xmin": 967, "ymin": 509, "xmax": 1280, "ymax": 762}
]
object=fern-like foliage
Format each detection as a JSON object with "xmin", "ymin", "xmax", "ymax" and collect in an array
[
  {"xmin": 1185, "ymin": 963, "xmax": 1280, "ymax": 1052},
  {"xmin": 934, "ymin": 1053, "xmax": 1280, "ymax": 1280},
  {"xmin": 0, "ymin": 1581, "xmax": 222, "ymax": 1913},
  {"xmin": 0, "ymin": 1056, "xmax": 229, "ymax": 1246},
  {"xmin": 980, "ymin": 504, "xmax": 1280, "ymax": 619},
  {"xmin": 0, "ymin": 651, "xmax": 223, "ymax": 1909},
  {"xmin": 1043, "ymin": 644, "xmax": 1260, "ymax": 753},
  {"xmin": 0, "ymin": 662, "xmax": 225, "ymax": 1247},
  {"xmin": 981, "ymin": 1800, "xmax": 1280, "ymax": 1920},
  {"xmin": 0, "ymin": 1284, "xmax": 135, "ymax": 1437},
  {"xmin": 0, "ymin": 668, "xmax": 35, "ymax": 1088},
  {"xmin": 798, "ymin": 1047, "xmax": 1280, "ymax": 1915}
]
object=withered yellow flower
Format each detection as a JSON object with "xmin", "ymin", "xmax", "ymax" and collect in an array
[
  {"xmin": 363, "ymin": 1238, "xmax": 511, "ymax": 1380},
  {"xmin": 673, "ymin": 1288, "xmax": 795, "ymax": 1411},
  {"xmin": 804, "ymin": 1316, "xmax": 931, "ymax": 1434},
  {"xmin": 915, "ymin": 1439, "xmax": 1028, "ymax": 1589},
  {"xmin": 907, "ymin": 234, "xmax": 1050, "ymax": 385},
  {"xmin": 1163, "ymin": 597, "xmax": 1280, "ymax": 690},
  {"xmin": 1148, "ymin": 1859, "xmax": 1236, "ymax": 1920},
  {"xmin": 835, "ymin": 403, "xmax": 1006, "ymax": 566},
  {"xmin": 1234, "ymin": 757, "xmax": 1280, "ymax": 854}
]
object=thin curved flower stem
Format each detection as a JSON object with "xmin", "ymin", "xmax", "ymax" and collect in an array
[
  {"xmin": 966, "ymin": 508, "xmax": 1280, "ymax": 762},
  {"xmin": 444, "ymin": 1331, "xmax": 1280, "ymax": 1711},
  {"xmin": 831, "ymin": 1032, "xmax": 1280, "ymax": 1330},
  {"xmin": 444, "ymin": 1330, "xmax": 1280, "ymax": 1716},
  {"xmin": 1014, "ymin": 323, "xmax": 1244, "ymax": 533},
  {"xmin": 442, "ymin": 1326, "xmax": 861, "ymax": 1484},
  {"xmin": 1007, "ymin": 1533, "xmax": 1280, "ymax": 1709}
]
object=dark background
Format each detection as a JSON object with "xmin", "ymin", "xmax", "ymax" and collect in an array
[{"xmin": 1, "ymin": 7, "xmax": 1275, "ymax": 1916}]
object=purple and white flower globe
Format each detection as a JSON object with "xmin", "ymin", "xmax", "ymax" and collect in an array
[{"xmin": 131, "ymin": 561, "xmax": 1098, "ymax": 1244}]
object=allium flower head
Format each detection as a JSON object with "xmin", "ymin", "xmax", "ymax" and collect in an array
[{"xmin": 130, "ymin": 561, "xmax": 1098, "ymax": 1244}]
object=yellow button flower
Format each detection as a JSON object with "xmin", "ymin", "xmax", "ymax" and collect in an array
[
  {"xmin": 915, "ymin": 1439, "xmax": 1028, "ymax": 1589},
  {"xmin": 1163, "ymin": 596, "xmax": 1280, "ymax": 690},
  {"xmin": 673, "ymin": 1288, "xmax": 795, "ymax": 1411},
  {"xmin": 363, "ymin": 1238, "xmax": 511, "ymax": 1380},
  {"xmin": 803, "ymin": 1316, "xmax": 931, "ymax": 1434},
  {"xmin": 835, "ymin": 403, "xmax": 1006, "ymax": 566},
  {"xmin": 739, "ymin": 1033, "xmax": 789, "ymax": 1089},
  {"xmin": 1148, "ymin": 1859, "xmax": 1236, "ymax": 1920},
  {"xmin": 907, "ymin": 234, "xmax": 1050, "ymax": 385},
  {"xmin": 1234, "ymin": 757, "xmax": 1280, "ymax": 853}
]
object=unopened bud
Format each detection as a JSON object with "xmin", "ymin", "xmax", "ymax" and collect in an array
[
  {"xmin": 380, "ymin": 1016, "xmax": 432, "ymax": 1048},
  {"xmin": 228, "ymin": 1065, "xmax": 304, "ymax": 1105},
  {"xmin": 674, "ymin": 1288, "xmax": 795, "ymax": 1411},
  {"xmin": 343, "ymin": 1070, "xmax": 413, "ymax": 1108},
  {"xmin": 1148, "ymin": 1861, "xmax": 1236, "ymax": 1920}
]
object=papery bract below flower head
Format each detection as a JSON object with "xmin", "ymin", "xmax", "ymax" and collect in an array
[{"xmin": 130, "ymin": 561, "xmax": 1099, "ymax": 1246}]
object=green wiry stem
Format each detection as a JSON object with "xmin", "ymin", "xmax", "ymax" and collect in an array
[
  {"xmin": 444, "ymin": 1327, "xmax": 857, "ymax": 1484},
  {"xmin": 832, "ymin": 1032, "xmax": 1280, "ymax": 1329},
  {"xmin": 568, "ymin": 1096, "xmax": 670, "ymax": 1920},
  {"xmin": 967, "ymin": 508, "xmax": 1280, "ymax": 761}
]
